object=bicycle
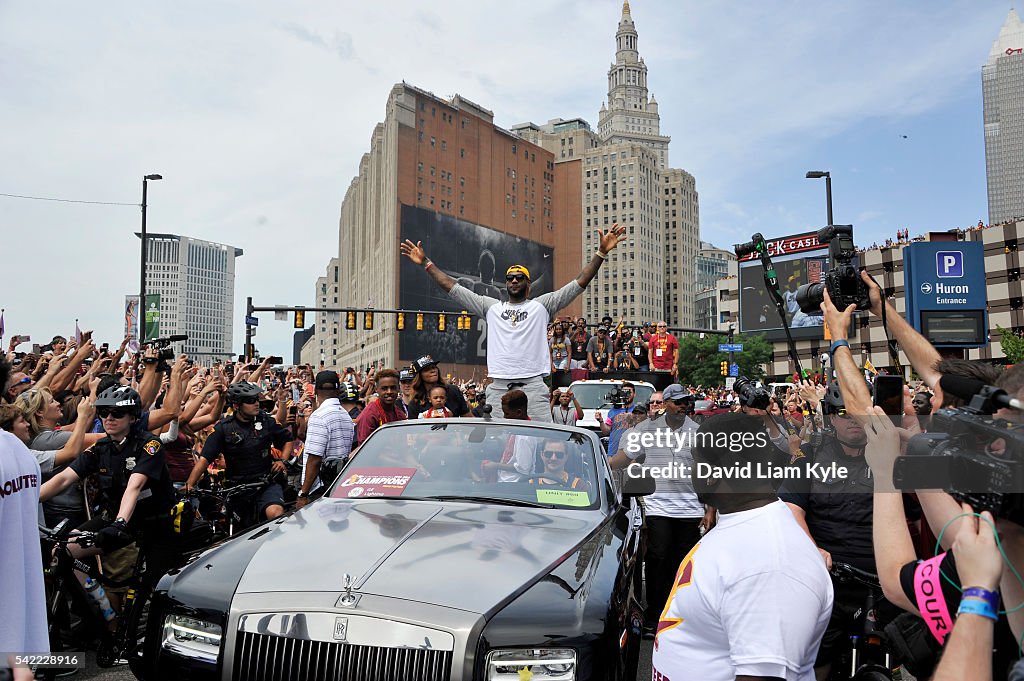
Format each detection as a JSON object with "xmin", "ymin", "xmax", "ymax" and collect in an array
[
  {"xmin": 829, "ymin": 561, "xmax": 898, "ymax": 681},
  {"xmin": 186, "ymin": 474, "xmax": 284, "ymax": 539},
  {"xmin": 39, "ymin": 521, "xmax": 149, "ymax": 672}
]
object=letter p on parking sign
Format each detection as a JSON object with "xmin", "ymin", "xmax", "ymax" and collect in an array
[{"xmin": 936, "ymin": 251, "xmax": 963, "ymax": 278}]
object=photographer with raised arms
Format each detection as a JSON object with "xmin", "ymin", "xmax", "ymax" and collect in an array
[{"xmin": 778, "ymin": 288, "xmax": 924, "ymax": 681}]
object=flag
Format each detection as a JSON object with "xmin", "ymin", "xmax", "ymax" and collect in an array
[{"xmin": 863, "ymin": 359, "xmax": 877, "ymax": 375}]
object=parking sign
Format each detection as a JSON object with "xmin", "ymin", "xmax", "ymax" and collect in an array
[{"xmin": 935, "ymin": 251, "xmax": 963, "ymax": 278}]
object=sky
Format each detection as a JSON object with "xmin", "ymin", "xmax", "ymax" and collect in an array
[{"xmin": 0, "ymin": 0, "xmax": 1015, "ymax": 358}]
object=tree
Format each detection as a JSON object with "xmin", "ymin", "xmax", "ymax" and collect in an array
[
  {"xmin": 996, "ymin": 325, "xmax": 1024, "ymax": 364},
  {"xmin": 676, "ymin": 332, "xmax": 773, "ymax": 388}
]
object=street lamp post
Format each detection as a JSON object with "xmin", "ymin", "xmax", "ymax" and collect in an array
[
  {"xmin": 140, "ymin": 174, "xmax": 163, "ymax": 342},
  {"xmin": 805, "ymin": 170, "xmax": 833, "ymax": 227}
]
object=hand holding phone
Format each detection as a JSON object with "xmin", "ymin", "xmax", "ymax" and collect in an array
[{"xmin": 873, "ymin": 375, "xmax": 905, "ymax": 416}]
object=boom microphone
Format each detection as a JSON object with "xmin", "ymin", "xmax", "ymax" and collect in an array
[
  {"xmin": 165, "ymin": 334, "xmax": 189, "ymax": 342},
  {"xmin": 938, "ymin": 374, "xmax": 1024, "ymax": 413}
]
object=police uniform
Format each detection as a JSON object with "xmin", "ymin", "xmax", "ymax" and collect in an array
[
  {"xmin": 200, "ymin": 410, "xmax": 292, "ymax": 521},
  {"xmin": 70, "ymin": 431, "xmax": 180, "ymax": 581},
  {"xmin": 779, "ymin": 436, "xmax": 919, "ymax": 667}
]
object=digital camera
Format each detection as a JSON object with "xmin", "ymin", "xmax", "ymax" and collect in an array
[{"xmin": 796, "ymin": 225, "xmax": 870, "ymax": 314}]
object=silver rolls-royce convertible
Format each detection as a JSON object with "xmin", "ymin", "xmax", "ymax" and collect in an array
[{"xmin": 135, "ymin": 418, "xmax": 650, "ymax": 681}]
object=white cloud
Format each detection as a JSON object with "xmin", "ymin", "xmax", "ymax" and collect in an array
[{"xmin": 0, "ymin": 0, "xmax": 1009, "ymax": 354}]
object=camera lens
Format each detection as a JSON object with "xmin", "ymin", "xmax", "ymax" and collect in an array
[{"xmin": 796, "ymin": 282, "xmax": 826, "ymax": 314}]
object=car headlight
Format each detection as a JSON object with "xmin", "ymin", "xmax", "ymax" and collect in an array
[
  {"xmin": 486, "ymin": 648, "xmax": 576, "ymax": 680},
  {"xmin": 161, "ymin": 614, "xmax": 222, "ymax": 663}
]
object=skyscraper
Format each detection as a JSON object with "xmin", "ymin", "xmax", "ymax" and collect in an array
[
  {"xmin": 515, "ymin": 1, "xmax": 701, "ymax": 327},
  {"xmin": 139, "ymin": 232, "xmax": 242, "ymax": 363},
  {"xmin": 983, "ymin": 9, "xmax": 1024, "ymax": 224}
]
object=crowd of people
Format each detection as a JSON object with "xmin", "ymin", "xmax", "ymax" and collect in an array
[
  {"xmin": 1, "ymin": 220, "xmax": 1020, "ymax": 680},
  {"xmin": 860, "ymin": 217, "xmax": 1023, "ymax": 252}
]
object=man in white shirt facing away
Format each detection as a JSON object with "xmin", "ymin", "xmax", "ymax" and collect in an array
[{"xmin": 650, "ymin": 412, "xmax": 833, "ymax": 681}]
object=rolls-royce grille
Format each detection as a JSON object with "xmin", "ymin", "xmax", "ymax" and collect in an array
[{"xmin": 233, "ymin": 631, "xmax": 453, "ymax": 681}]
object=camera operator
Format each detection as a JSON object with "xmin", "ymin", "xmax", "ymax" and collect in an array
[
  {"xmin": 734, "ymin": 377, "xmax": 800, "ymax": 460},
  {"xmin": 599, "ymin": 382, "xmax": 637, "ymax": 457}
]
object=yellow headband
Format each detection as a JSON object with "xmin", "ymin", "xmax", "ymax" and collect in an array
[{"xmin": 506, "ymin": 265, "xmax": 531, "ymax": 280}]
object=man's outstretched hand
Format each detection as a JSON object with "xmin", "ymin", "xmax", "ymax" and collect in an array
[
  {"xmin": 597, "ymin": 223, "xmax": 627, "ymax": 253},
  {"xmin": 400, "ymin": 239, "xmax": 427, "ymax": 265}
]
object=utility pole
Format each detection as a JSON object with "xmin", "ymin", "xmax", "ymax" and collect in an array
[{"xmin": 245, "ymin": 296, "xmax": 253, "ymax": 361}]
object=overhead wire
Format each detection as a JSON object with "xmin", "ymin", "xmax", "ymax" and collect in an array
[{"xmin": 0, "ymin": 192, "xmax": 139, "ymax": 207}]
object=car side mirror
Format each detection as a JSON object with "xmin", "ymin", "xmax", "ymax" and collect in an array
[{"xmin": 621, "ymin": 469, "xmax": 655, "ymax": 498}]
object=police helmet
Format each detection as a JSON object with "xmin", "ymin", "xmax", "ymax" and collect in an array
[
  {"xmin": 226, "ymin": 381, "xmax": 262, "ymax": 404},
  {"xmin": 95, "ymin": 385, "xmax": 142, "ymax": 417},
  {"xmin": 821, "ymin": 380, "xmax": 845, "ymax": 416},
  {"xmin": 340, "ymin": 381, "xmax": 360, "ymax": 402}
]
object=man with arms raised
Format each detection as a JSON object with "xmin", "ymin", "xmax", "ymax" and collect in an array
[{"xmin": 400, "ymin": 224, "xmax": 625, "ymax": 421}]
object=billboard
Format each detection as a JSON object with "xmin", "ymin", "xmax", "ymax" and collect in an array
[
  {"xmin": 737, "ymin": 231, "xmax": 828, "ymax": 341},
  {"xmin": 398, "ymin": 204, "xmax": 554, "ymax": 366}
]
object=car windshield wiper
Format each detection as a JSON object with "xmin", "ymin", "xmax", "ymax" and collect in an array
[{"xmin": 418, "ymin": 495, "xmax": 557, "ymax": 509}]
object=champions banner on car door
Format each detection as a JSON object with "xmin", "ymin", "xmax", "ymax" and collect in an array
[{"xmin": 331, "ymin": 467, "xmax": 418, "ymax": 498}]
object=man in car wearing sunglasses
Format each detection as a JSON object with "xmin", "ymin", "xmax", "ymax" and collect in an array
[
  {"xmin": 401, "ymin": 223, "xmax": 626, "ymax": 422},
  {"xmin": 528, "ymin": 440, "xmax": 588, "ymax": 491},
  {"xmin": 184, "ymin": 381, "xmax": 294, "ymax": 526}
]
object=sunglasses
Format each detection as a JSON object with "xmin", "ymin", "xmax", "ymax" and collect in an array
[
  {"xmin": 670, "ymin": 398, "xmax": 692, "ymax": 406},
  {"xmin": 541, "ymin": 450, "xmax": 566, "ymax": 460},
  {"xmin": 13, "ymin": 377, "xmax": 32, "ymax": 388},
  {"xmin": 505, "ymin": 274, "xmax": 527, "ymax": 282},
  {"xmin": 97, "ymin": 408, "xmax": 130, "ymax": 419},
  {"xmin": 237, "ymin": 396, "xmax": 260, "ymax": 405},
  {"xmin": 648, "ymin": 399, "xmax": 664, "ymax": 405}
]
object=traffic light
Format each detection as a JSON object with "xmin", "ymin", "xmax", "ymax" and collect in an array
[
  {"xmin": 293, "ymin": 309, "xmax": 305, "ymax": 329},
  {"xmin": 720, "ymin": 361, "xmax": 728, "ymax": 376},
  {"xmin": 437, "ymin": 313, "xmax": 447, "ymax": 332},
  {"xmin": 364, "ymin": 311, "xmax": 374, "ymax": 330},
  {"xmin": 346, "ymin": 311, "xmax": 357, "ymax": 330},
  {"xmin": 416, "ymin": 313, "xmax": 424, "ymax": 331},
  {"xmin": 396, "ymin": 312, "xmax": 405, "ymax": 330}
]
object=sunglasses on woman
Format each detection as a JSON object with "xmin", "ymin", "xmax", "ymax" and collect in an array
[{"xmin": 97, "ymin": 408, "xmax": 130, "ymax": 419}]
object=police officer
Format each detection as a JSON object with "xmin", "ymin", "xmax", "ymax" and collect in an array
[
  {"xmin": 778, "ymin": 382, "xmax": 916, "ymax": 679},
  {"xmin": 184, "ymin": 381, "xmax": 294, "ymax": 526},
  {"xmin": 39, "ymin": 386, "xmax": 181, "ymax": 581},
  {"xmin": 341, "ymin": 380, "xmax": 363, "ymax": 421}
]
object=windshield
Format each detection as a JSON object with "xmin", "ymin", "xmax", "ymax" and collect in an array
[
  {"xmin": 570, "ymin": 383, "xmax": 654, "ymax": 409},
  {"xmin": 329, "ymin": 422, "xmax": 602, "ymax": 510}
]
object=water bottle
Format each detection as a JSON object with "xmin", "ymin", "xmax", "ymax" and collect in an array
[{"xmin": 84, "ymin": 577, "xmax": 116, "ymax": 622}]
